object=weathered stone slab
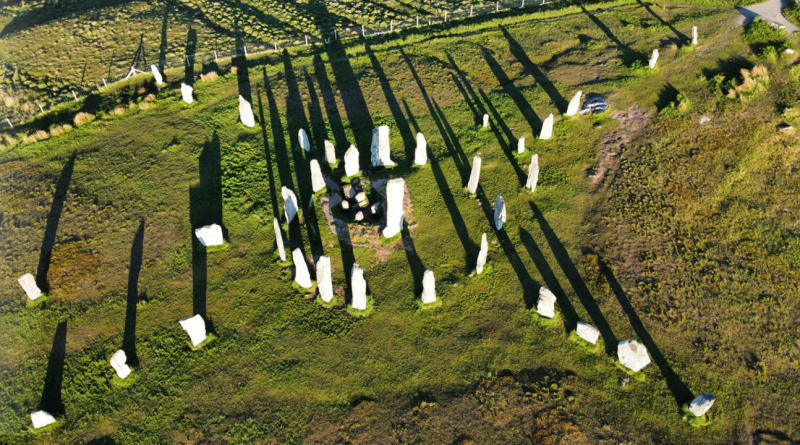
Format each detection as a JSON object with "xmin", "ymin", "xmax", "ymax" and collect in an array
[
  {"xmin": 110, "ymin": 349, "xmax": 132, "ymax": 379},
  {"xmin": 310, "ymin": 160, "xmax": 325, "ymax": 193},
  {"xmin": 476, "ymin": 233, "xmax": 488, "ymax": 274},
  {"xmin": 273, "ymin": 218, "xmax": 286, "ymax": 261},
  {"xmin": 239, "ymin": 95, "xmax": 255, "ymax": 127},
  {"xmin": 540, "ymin": 114, "xmax": 554, "ymax": 140},
  {"xmin": 179, "ymin": 314, "xmax": 207, "ymax": 347},
  {"xmin": 415, "ymin": 132, "xmax": 427, "ymax": 166},
  {"xmin": 316, "ymin": 256, "xmax": 333, "ymax": 302},
  {"xmin": 298, "ymin": 129, "xmax": 311, "ymax": 151},
  {"xmin": 292, "ymin": 248, "xmax": 313, "ymax": 289},
  {"xmin": 31, "ymin": 411, "xmax": 56, "ymax": 429},
  {"xmin": 421, "ymin": 269, "xmax": 436, "ymax": 304},
  {"xmin": 494, "ymin": 193, "xmax": 506, "ymax": 230},
  {"xmin": 580, "ymin": 97, "xmax": 609, "ymax": 115},
  {"xmin": 692, "ymin": 26, "xmax": 698, "ymax": 45},
  {"xmin": 195, "ymin": 224, "xmax": 223, "ymax": 247},
  {"xmin": 370, "ymin": 126, "xmax": 395, "ymax": 167},
  {"xmin": 483, "ymin": 114, "xmax": 489, "ymax": 128},
  {"xmin": 537, "ymin": 287, "xmax": 556, "ymax": 318},
  {"xmin": 151, "ymin": 64, "xmax": 163, "ymax": 85},
  {"xmin": 517, "ymin": 136, "xmax": 525, "ymax": 154},
  {"xmin": 181, "ymin": 83, "xmax": 194, "ymax": 104},
  {"xmin": 618, "ymin": 340, "xmax": 651, "ymax": 372},
  {"xmin": 566, "ymin": 90, "xmax": 582, "ymax": 116},
  {"xmin": 344, "ymin": 145, "xmax": 360, "ymax": 177},
  {"xmin": 282, "ymin": 187, "xmax": 299, "ymax": 223},
  {"xmin": 351, "ymin": 263, "xmax": 367, "ymax": 310},
  {"xmin": 324, "ymin": 140, "xmax": 336, "ymax": 164},
  {"xmin": 526, "ymin": 153, "xmax": 539, "ymax": 193},
  {"xmin": 17, "ymin": 273, "xmax": 42, "ymax": 300},
  {"xmin": 467, "ymin": 156, "xmax": 481, "ymax": 194},
  {"xmin": 649, "ymin": 49, "xmax": 659, "ymax": 69},
  {"xmin": 689, "ymin": 393, "xmax": 715, "ymax": 417},
  {"xmin": 576, "ymin": 322, "xmax": 600, "ymax": 344},
  {"xmin": 383, "ymin": 178, "xmax": 405, "ymax": 238}
]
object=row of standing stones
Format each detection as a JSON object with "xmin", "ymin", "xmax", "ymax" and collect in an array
[{"xmin": 19, "ymin": 28, "xmax": 713, "ymax": 428}]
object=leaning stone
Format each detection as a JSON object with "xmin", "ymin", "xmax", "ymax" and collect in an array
[
  {"xmin": 617, "ymin": 340, "xmax": 651, "ymax": 372},
  {"xmin": 526, "ymin": 153, "xmax": 539, "ymax": 193},
  {"xmin": 239, "ymin": 95, "xmax": 255, "ymax": 127},
  {"xmin": 273, "ymin": 218, "xmax": 286, "ymax": 261},
  {"xmin": 691, "ymin": 26, "xmax": 698, "ymax": 45},
  {"xmin": 539, "ymin": 114, "xmax": 554, "ymax": 140},
  {"xmin": 292, "ymin": 248, "xmax": 313, "ymax": 289},
  {"xmin": 565, "ymin": 90, "xmax": 582, "ymax": 117},
  {"xmin": 576, "ymin": 322, "xmax": 600, "ymax": 344},
  {"xmin": 537, "ymin": 286, "xmax": 556, "ymax": 318},
  {"xmin": 383, "ymin": 178, "xmax": 405, "ymax": 238},
  {"xmin": 421, "ymin": 269, "xmax": 436, "ymax": 303},
  {"xmin": 343, "ymin": 185, "xmax": 354, "ymax": 198},
  {"xmin": 298, "ymin": 128, "xmax": 311, "ymax": 151},
  {"xmin": 195, "ymin": 224, "xmax": 223, "ymax": 247},
  {"xmin": 517, "ymin": 136, "xmax": 525, "ymax": 154},
  {"xmin": 689, "ymin": 393, "xmax": 716, "ymax": 417},
  {"xmin": 415, "ymin": 132, "xmax": 427, "ymax": 166},
  {"xmin": 31, "ymin": 411, "xmax": 56, "ymax": 429},
  {"xmin": 316, "ymin": 256, "xmax": 333, "ymax": 303},
  {"xmin": 151, "ymin": 64, "xmax": 163, "ymax": 85},
  {"xmin": 282, "ymin": 187, "xmax": 299, "ymax": 223},
  {"xmin": 351, "ymin": 263, "xmax": 367, "ymax": 310},
  {"xmin": 370, "ymin": 126, "xmax": 395, "ymax": 167},
  {"xmin": 324, "ymin": 140, "xmax": 336, "ymax": 164},
  {"xmin": 344, "ymin": 144, "xmax": 360, "ymax": 177},
  {"xmin": 494, "ymin": 193, "xmax": 506, "ymax": 230},
  {"xmin": 310, "ymin": 160, "xmax": 325, "ymax": 193},
  {"xmin": 482, "ymin": 114, "xmax": 489, "ymax": 128},
  {"xmin": 476, "ymin": 233, "xmax": 488, "ymax": 274},
  {"xmin": 467, "ymin": 156, "xmax": 481, "ymax": 194},
  {"xmin": 355, "ymin": 211, "xmax": 364, "ymax": 221},
  {"xmin": 181, "ymin": 83, "xmax": 194, "ymax": 104},
  {"xmin": 649, "ymin": 49, "xmax": 659, "ymax": 69},
  {"xmin": 110, "ymin": 349, "xmax": 132, "ymax": 379},
  {"xmin": 17, "ymin": 273, "xmax": 42, "ymax": 300},
  {"xmin": 179, "ymin": 314, "xmax": 207, "ymax": 347}
]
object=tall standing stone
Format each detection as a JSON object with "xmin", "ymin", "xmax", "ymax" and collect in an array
[
  {"xmin": 273, "ymin": 217, "xmax": 286, "ymax": 261},
  {"xmin": 539, "ymin": 114, "xmax": 554, "ymax": 140},
  {"xmin": 195, "ymin": 224, "xmax": 224, "ymax": 246},
  {"xmin": 316, "ymin": 256, "xmax": 333, "ymax": 303},
  {"xmin": 482, "ymin": 114, "xmax": 489, "ymax": 128},
  {"xmin": 537, "ymin": 286, "xmax": 556, "ymax": 318},
  {"xmin": 181, "ymin": 83, "xmax": 194, "ymax": 104},
  {"xmin": 476, "ymin": 233, "xmax": 488, "ymax": 274},
  {"xmin": 691, "ymin": 26, "xmax": 698, "ymax": 45},
  {"xmin": 383, "ymin": 178, "xmax": 405, "ymax": 238},
  {"xmin": 649, "ymin": 49, "xmax": 659, "ymax": 69},
  {"xmin": 298, "ymin": 129, "xmax": 311, "ymax": 151},
  {"xmin": 344, "ymin": 144, "xmax": 360, "ymax": 177},
  {"xmin": 517, "ymin": 136, "xmax": 525, "ymax": 154},
  {"xmin": 494, "ymin": 193, "xmax": 506, "ymax": 230},
  {"xmin": 179, "ymin": 314, "xmax": 207, "ymax": 347},
  {"xmin": 324, "ymin": 140, "xmax": 336, "ymax": 164},
  {"xmin": 17, "ymin": 273, "xmax": 42, "ymax": 300},
  {"xmin": 371, "ymin": 126, "xmax": 395, "ymax": 167},
  {"xmin": 30, "ymin": 411, "xmax": 56, "ymax": 429},
  {"xmin": 467, "ymin": 156, "xmax": 481, "ymax": 194},
  {"xmin": 617, "ymin": 340, "xmax": 651, "ymax": 372},
  {"xmin": 282, "ymin": 187, "xmax": 299, "ymax": 223},
  {"xmin": 151, "ymin": 64, "xmax": 163, "ymax": 85},
  {"xmin": 351, "ymin": 263, "xmax": 367, "ymax": 310},
  {"xmin": 415, "ymin": 132, "xmax": 427, "ymax": 166},
  {"xmin": 310, "ymin": 160, "xmax": 325, "ymax": 193},
  {"xmin": 526, "ymin": 153, "xmax": 539, "ymax": 193},
  {"xmin": 292, "ymin": 248, "xmax": 313, "ymax": 289},
  {"xmin": 239, "ymin": 95, "xmax": 255, "ymax": 127},
  {"xmin": 421, "ymin": 269, "xmax": 436, "ymax": 304},
  {"xmin": 110, "ymin": 349, "xmax": 132, "ymax": 379},
  {"xmin": 565, "ymin": 90, "xmax": 582, "ymax": 116}
]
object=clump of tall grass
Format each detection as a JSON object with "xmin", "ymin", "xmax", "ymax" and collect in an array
[
  {"xmin": 22, "ymin": 129, "xmax": 49, "ymax": 143},
  {"xmin": 74, "ymin": 112, "xmax": 95, "ymax": 126},
  {"xmin": 49, "ymin": 124, "xmax": 73, "ymax": 137},
  {"xmin": 200, "ymin": 71, "xmax": 218, "ymax": 82}
]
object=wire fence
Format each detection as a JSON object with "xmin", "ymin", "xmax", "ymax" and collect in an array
[{"xmin": 0, "ymin": 0, "xmax": 553, "ymax": 131}]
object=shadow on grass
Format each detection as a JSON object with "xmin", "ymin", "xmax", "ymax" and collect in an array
[
  {"xmin": 233, "ymin": 16, "xmax": 251, "ymax": 104},
  {"xmin": 480, "ymin": 46, "xmax": 542, "ymax": 134},
  {"xmin": 581, "ymin": 6, "xmax": 646, "ymax": 67},
  {"xmin": 36, "ymin": 150, "xmax": 77, "ymax": 293},
  {"xmin": 158, "ymin": 3, "xmax": 169, "ymax": 72},
  {"xmin": 256, "ymin": 88, "xmax": 280, "ymax": 219},
  {"xmin": 401, "ymin": 226, "xmax": 426, "ymax": 295},
  {"xmin": 366, "ymin": 42, "xmax": 415, "ymax": 162},
  {"xmin": 122, "ymin": 219, "xmax": 144, "ymax": 367},
  {"xmin": 655, "ymin": 83, "xmax": 681, "ymax": 112},
  {"xmin": 335, "ymin": 220, "xmax": 356, "ymax": 305},
  {"xmin": 185, "ymin": 28, "xmax": 197, "ymax": 85},
  {"xmin": 39, "ymin": 321, "xmax": 67, "ymax": 416},
  {"xmin": 637, "ymin": 0, "xmax": 689, "ymax": 45},
  {"xmin": 312, "ymin": 54, "xmax": 350, "ymax": 151}
]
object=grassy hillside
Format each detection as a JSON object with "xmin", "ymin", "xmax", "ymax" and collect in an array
[{"xmin": 0, "ymin": 3, "xmax": 798, "ymax": 444}]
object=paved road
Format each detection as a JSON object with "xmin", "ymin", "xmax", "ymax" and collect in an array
[{"xmin": 737, "ymin": 0, "xmax": 800, "ymax": 34}]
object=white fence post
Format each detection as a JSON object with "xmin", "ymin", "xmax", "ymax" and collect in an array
[
  {"xmin": 214, "ymin": 50, "xmax": 218, "ymax": 61},
  {"xmin": 102, "ymin": 78, "xmax": 107, "ymax": 88},
  {"xmin": 444, "ymin": 12, "xmax": 448, "ymax": 22},
  {"xmin": 72, "ymin": 90, "xmax": 78, "ymax": 101},
  {"xmin": 390, "ymin": 20, "xmax": 394, "ymax": 32},
  {"xmin": 416, "ymin": 16, "xmax": 419, "ymax": 26},
  {"xmin": 305, "ymin": 35, "xmax": 309, "ymax": 45},
  {"xmin": 6, "ymin": 118, "xmax": 12, "ymax": 128},
  {"xmin": 244, "ymin": 45, "xmax": 248, "ymax": 56},
  {"xmin": 39, "ymin": 104, "xmax": 44, "ymax": 113},
  {"xmin": 496, "ymin": 1, "xmax": 500, "ymax": 12},
  {"xmin": 470, "ymin": 5, "xmax": 473, "ymax": 16},
  {"xmin": 362, "ymin": 24, "xmax": 365, "ymax": 36}
]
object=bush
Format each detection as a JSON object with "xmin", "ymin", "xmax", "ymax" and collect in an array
[
  {"xmin": 74, "ymin": 112, "xmax": 95, "ymax": 126},
  {"xmin": 784, "ymin": 0, "xmax": 800, "ymax": 28},
  {"xmin": 743, "ymin": 18, "xmax": 786, "ymax": 43}
]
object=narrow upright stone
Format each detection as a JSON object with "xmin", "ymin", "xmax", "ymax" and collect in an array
[
  {"xmin": 482, "ymin": 114, "xmax": 489, "ymax": 128},
  {"xmin": 467, "ymin": 156, "xmax": 481, "ymax": 194},
  {"xmin": 17, "ymin": 273, "xmax": 42, "ymax": 300},
  {"xmin": 151, "ymin": 64, "xmax": 163, "ymax": 85},
  {"xmin": 273, "ymin": 217, "xmax": 286, "ymax": 261},
  {"xmin": 179, "ymin": 314, "xmax": 207, "ymax": 347},
  {"xmin": 383, "ymin": 178, "xmax": 405, "ymax": 238},
  {"xmin": 181, "ymin": 83, "xmax": 194, "ymax": 104},
  {"xmin": 324, "ymin": 140, "xmax": 336, "ymax": 164},
  {"xmin": 539, "ymin": 114, "xmax": 554, "ymax": 140},
  {"xmin": 292, "ymin": 248, "xmax": 313, "ymax": 289},
  {"xmin": 415, "ymin": 132, "xmax": 427, "ymax": 166},
  {"xmin": 565, "ymin": 90, "xmax": 582, "ymax": 116},
  {"xmin": 370, "ymin": 125, "xmax": 395, "ymax": 167},
  {"xmin": 310, "ymin": 160, "xmax": 325, "ymax": 193},
  {"xmin": 298, "ymin": 128, "xmax": 311, "ymax": 151},
  {"xmin": 649, "ymin": 49, "xmax": 659, "ymax": 69},
  {"xmin": 494, "ymin": 193, "xmax": 506, "ymax": 230},
  {"xmin": 689, "ymin": 393, "xmax": 716, "ymax": 417},
  {"xmin": 691, "ymin": 26, "xmax": 698, "ymax": 45},
  {"xmin": 194, "ymin": 224, "xmax": 223, "ymax": 246},
  {"xmin": 617, "ymin": 340, "xmax": 651, "ymax": 372},
  {"xmin": 316, "ymin": 256, "xmax": 333, "ymax": 303},
  {"xmin": 344, "ymin": 144, "xmax": 360, "ymax": 177},
  {"xmin": 31, "ymin": 411, "xmax": 56, "ymax": 429},
  {"xmin": 476, "ymin": 233, "xmax": 488, "ymax": 274},
  {"xmin": 239, "ymin": 95, "xmax": 255, "ymax": 127},
  {"xmin": 526, "ymin": 153, "xmax": 539, "ymax": 193},
  {"xmin": 110, "ymin": 349, "xmax": 132, "ymax": 379},
  {"xmin": 517, "ymin": 136, "xmax": 525, "ymax": 154},
  {"xmin": 282, "ymin": 187, "xmax": 299, "ymax": 223},
  {"xmin": 537, "ymin": 286, "xmax": 556, "ymax": 318},
  {"xmin": 421, "ymin": 269, "xmax": 436, "ymax": 304},
  {"xmin": 576, "ymin": 322, "xmax": 600, "ymax": 344},
  {"xmin": 351, "ymin": 263, "xmax": 367, "ymax": 310}
]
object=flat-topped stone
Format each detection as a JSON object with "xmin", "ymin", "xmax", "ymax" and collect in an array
[
  {"xmin": 618, "ymin": 340, "xmax": 651, "ymax": 372},
  {"xmin": 344, "ymin": 145, "xmax": 360, "ymax": 177},
  {"xmin": 316, "ymin": 256, "xmax": 333, "ymax": 302},
  {"xmin": 540, "ymin": 114, "xmax": 554, "ymax": 140},
  {"xmin": 415, "ymin": 132, "xmax": 427, "ymax": 166},
  {"xmin": 494, "ymin": 193, "xmax": 506, "ymax": 230},
  {"xmin": 310, "ymin": 160, "xmax": 325, "ymax": 193},
  {"xmin": 195, "ymin": 224, "xmax": 223, "ymax": 247},
  {"xmin": 421, "ymin": 269, "xmax": 436, "ymax": 304},
  {"xmin": 239, "ymin": 95, "xmax": 255, "ymax": 127},
  {"xmin": 537, "ymin": 286, "xmax": 556, "ymax": 318},
  {"xmin": 17, "ymin": 273, "xmax": 42, "ymax": 300},
  {"xmin": 566, "ymin": 90, "xmax": 582, "ymax": 117},
  {"xmin": 282, "ymin": 187, "xmax": 299, "ymax": 223},
  {"xmin": 273, "ymin": 217, "xmax": 286, "ymax": 261},
  {"xmin": 179, "ymin": 314, "xmax": 207, "ymax": 347},
  {"xmin": 181, "ymin": 83, "xmax": 194, "ymax": 104},
  {"xmin": 689, "ymin": 393, "xmax": 715, "ymax": 417},
  {"xmin": 476, "ymin": 233, "xmax": 488, "ymax": 274},
  {"xmin": 467, "ymin": 156, "xmax": 481, "ymax": 194},
  {"xmin": 351, "ymin": 263, "xmax": 367, "ymax": 310},
  {"xmin": 370, "ymin": 125, "xmax": 395, "ymax": 167},
  {"xmin": 576, "ymin": 321, "xmax": 600, "ymax": 344},
  {"xmin": 383, "ymin": 178, "xmax": 405, "ymax": 238},
  {"xmin": 527, "ymin": 153, "xmax": 539, "ymax": 193},
  {"xmin": 298, "ymin": 129, "xmax": 311, "ymax": 151},
  {"xmin": 110, "ymin": 349, "xmax": 132, "ymax": 379},
  {"xmin": 292, "ymin": 248, "xmax": 313, "ymax": 289},
  {"xmin": 324, "ymin": 140, "xmax": 336, "ymax": 164}
]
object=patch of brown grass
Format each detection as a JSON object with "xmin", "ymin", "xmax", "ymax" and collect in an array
[
  {"xmin": 200, "ymin": 71, "xmax": 218, "ymax": 82},
  {"xmin": 49, "ymin": 124, "xmax": 73, "ymax": 137},
  {"xmin": 22, "ymin": 129, "xmax": 49, "ymax": 143},
  {"xmin": 74, "ymin": 112, "xmax": 95, "ymax": 126}
]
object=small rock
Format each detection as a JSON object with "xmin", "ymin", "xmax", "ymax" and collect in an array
[
  {"xmin": 370, "ymin": 203, "xmax": 380, "ymax": 214},
  {"xmin": 779, "ymin": 123, "xmax": 793, "ymax": 131},
  {"xmin": 580, "ymin": 97, "xmax": 608, "ymax": 115},
  {"xmin": 355, "ymin": 191, "xmax": 366, "ymax": 202},
  {"xmin": 699, "ymin": 116, "xmax": 710, "ymax": 124},
  {"xmin": 355, "ymin": 211, "xmax": 364, "ymax": 221},
  {"xmin": 342, "ymin": 200, "xmax": 350, "ymax": 210},
  {"xmin": 786, "ymin": 48, "xmax": 795, "ymax": 54}
]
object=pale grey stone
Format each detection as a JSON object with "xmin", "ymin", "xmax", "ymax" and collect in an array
[
  {"xmin": 316, "ymin": 256, "xmax": 333, "ymax": 303},
  {"xmin": 239, "ymin": 95, "xmax": 255, "ymax": 127},
  {"xmin": 371, "ymin": 203, "xmax": 380, "ymax": 214},
  {"xmin": 467, "ymin": 156, "xmax": 481, "ymax": 194},
  {"xmin": 700, "ymin": 116, "xmax": 710, "ymax": 124},
  {"xmin": 370, "ymin": 126, "xmax": 395, "ymax": 167},
  {"xmin": 618, "ymin": 340, "xmax": 651, "ymax": 372},
  {"xmin": 689, "ymin": 393, "xmax": 716, "ymax": 417},
  {"xmin": 292, "ymin": 248, "xmax": 313, "ymax": 289},
  {"xmin": 580, "ymin": 97, "xmax": 609, "ymax": 115},
  {"xmin": 383, "ymin": 178, "xmax": 405, "ymax": 238},
  {"xmin": 517, "ymin": 136, "xmax": 525, "ymax": 154},
  {"xmin": 355, "ymin": 191, "xmax": 366, "ymax": 202},
  {"xmin": 576, "ymin": 322, "xmax": 600, "ymax": 344},
  {"xmin": 195, "ymin": 224, "xmax": 223, "ymax": 247},
  {"xmin": 298, "ymin": 128, "xmax": 311, "ymax": 151},
  {"xmin": 151, "ymin": 64, "xmax": 163, "ymax": 85},
  {"xmin": 110, "ymin": 349, "xmax": 132, "ymax": 379},
  {"xmin": 476, "ymin": 233, "xmax": 488, "ymax": 274},
  {"xmin": 181, "ymin": 83, "xmax": 194, "ymax": 104},
  {"xmin": 537, "ymin": 287, "xmax": 556, "ymax": 318},
  {"xmin": 565, "ymin": 90, "xmax": 582, "ymax": 117},
  {"xmin": 649, "ymin": 49, "xmax": 659, "ymax": 69},
  {"xmin": 179, "ymin": 314, "xmax": 207, "ymax": 347},
  {"xmin": 310, "ymin": 160, "xmax": 325, "ymax": 193},
  {"xmin": 351, "ymin": 263, "xmax": 367, "ymax": 310},
  {"xmin": 415, "ymin": 132, "xmax": 427, "ymax": 166},
  {"xmin": 343, "ymin": 185, "xmax": 354, "ymax": 198},
  {"xmin": 692, "ymin": 26, "xmax": 698, "ymax": 45},
  {"xmin": 421, "ymin": 269, "xmax": 436, "ymax": 303},
  {"xmin": 539, "ymin": 114, "xmax": 554, "ymax": 140},
  {"xmin": 342, "ymin": 200, "xmax": 350, "ymax": 210},
  {"xmin": 282, "ymin": 187, "xmax": 299, "ymax": 223},
  {"xmin": 324, "ymin": 140, "xmax": 336, "ymax": 164},
  {"xmin": 31, "ymin": 411, "xmax": 56, "ymax": 429},
  {"xmin": 526, "ymin": 153, "xmax": 539, "ymax": 193},
  {"xmin": 355, "ymin": 211, "xmax": 364, "ymax": 221},
  {"xmin": 17, "ymin": 273, "xmax": 42, "ymax": 300},
  {"xmin": 273, "ymin": 218, "xmax": 286, "ymax": 261},
  {"xmin": 483, "ymin": 114, "xmax": 489, "ymax": 128},
  {"xmin": 344, "ymin": 144, "xmax": 360, "ymax": 177},
  {"xmin": 494, "ymin": 193, "xmax": 506, "ymax": 230}
]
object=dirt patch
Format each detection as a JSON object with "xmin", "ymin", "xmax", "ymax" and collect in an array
[{"xmin": 590, "ymin": 105, "xmax": 651, "ymax": 185}]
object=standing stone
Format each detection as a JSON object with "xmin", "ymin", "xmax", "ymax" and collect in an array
[
  {"xmin": 467, "ymin": 156, "xmax": 481, "ymax": 194},
  {"xmin": 494, "ymin": 193, "xmax": 506, "ymax": 230},
  {"xmin": 324, "ymin": 140, "xmax": 336, "ymax": 164},
  {"xmin": 31, "ymin": 411, "xmax": 56, "ymax": 429},
  {"xmin": 476, "ymin": 233, "xmax": 488, "ymax": 274},
  {"xmin": 273, "ymin": 218, "xmax": 286, "ymax": 261},
  {"xmin": 110, "ymin": 349, "xmax": 132, "ymax": 379},
  {"xmin": 565, "ymin": 90, "xmax": 582, "ymax": 116},
  {"xmin": 383, "ymin": 178, "xmax": 405, "ymax": 238},
  {"xmin": 239, "ymin": 95, "xmax": 255, "ymax": 127},
  {"xmin": 539, "ymin": 114, "xmax": 554, "ymax": 140},
  {"xmin": 415, "ymin": 132, "xmax": 427, "ymax": 166},
  {"xmin": 482, "ymin": 114, "xmax": 489, "ymax": 128},
  {"xmin": 298, "ymin": 128, "xmax": 311, "ymax": 151},
  {"xmin": 179, "ymin": 314, "xmax": 207, "ymax": 347},
  {"xmin": 316, "ymin": 256, "xmax": 333, "ymax": 302},
  {"xmin": 517, "ymin": 136, "xmax": 525, "ymax": 154},
  {"xmin": 310, "ymin": 160, "xmax": 325, "ymax": 193},
  {"xmin": 617, "ymin": 340, "xmax": 651, "ymax": 372},
  {"xmin": 421, "ymin": 269, "xmax": 436, "ymax": 304},
  {"xmin": 282, "ymin": 187, "xmax": 299, "ymax": 223},
  {"xmin": 292, "ymin": 248, "xmax": 313, "ymax": 289},
  {"xmin": 537, "ymin": 286, "xmax": 556, "ymax": 318},
  {"xmin": 194, "ymin": 224, "xmax": 224, "ymax": 246},
  {"xmin": 576, "ymin": 321, "xmax": 600, "ymax": 344},
  {"xmin": 17, "ymin": 273, "xmax": 42, "ymax": 300},
  {"xmin": 370, "ymin": 126, "xmax": 395, "ymax": 167},
  {"xmin": 689, "ymin": 393, "xmax": 716, "ymax": 417},
  {"xmin": 691, "ymin": 26, "xmax": 698, "ymax": 45},
  {"xmin": 649, "ymin": 49, "xmax": 659, "ymax": 69},
  {"xmin": 181, "ymin": 83, "xmax": 194, "ymax": 104},
  {"xmin": 351, "ymin": 263, "xmax": 367, "ymax": 310},
  {"xmin": 344, "ymin": 144, "xmax": 360, "ymax": 177},
  {"xmin": 151, "ymin": 64, "xmax": 163, "ymax": 85},
  {"xmin": 526, "ymin": 153, "xmax": 539, "ymax": 193}
]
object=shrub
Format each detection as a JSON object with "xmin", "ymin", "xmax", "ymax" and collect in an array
[
  {"xmin": 230, "ymin": 65, "xmax": 239, "ymax": 75},
  {"xmin": 743, "ymin": 18, "xmax": 786, "ymax": 44},
  {"xmin": 784, "ymin": 0, "xmax": 800, "ymax": 28},
  {"xmin": 74, "ymin": 112, "xmax": 95, "ymax": 126},
  {"xmin": 200, "ymin": 71, "xmax": 218, "ymax": 82},
  {"xmin": 659, "ymin": 92, "xmax": 692, "ymax": 117}
]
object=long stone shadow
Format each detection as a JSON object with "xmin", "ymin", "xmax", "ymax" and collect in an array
[
  {"xmin": 401, "ymin": 226, "xmax": 426, "ymax": 295},
  {"xmin": 184, "ymin": 28, "xmax": 197, "ymax": 85},
  {"xmin": 158, "ymin": 3, "xmax": 169, "ymax": 72},
  {"xmin": 256, "ymin": 87, "xmax": 280, "ymax": 218},
  {"xmin": 312, "ymin": 55, "xmax": 350, "ymax": 152},
  {"xmin": 637, "ymin": 0, "xmax": 689, "ymax": 44},
  {"xmin": 122, "ymin": 219, "xmax": 145, "ymax": 367},
  {"xmin": 36, "ymin": 150, "xmax": 77, "ymax": 292},
  {"xmin": 599, "ymin": 258, "xmax": 695, "ymax": 407},
  {"xmin": 335, "ymin": 220, "xmax": 356, "ymax": 304},
  {"xmin": 581, "ymin": 6, "xmax": 646, "ymax": 66},
  {"xmin": 233, "ymin": 14, "xmax": 251, "ymax": 104},
  {"xmin": 39, "ymin": 321, "xmax": 67, "ymax": 416},
  {"xmin": 481, "ymin": 46, "xmax": 542, "ymax": 135},
  {"xmin": 499, "ymin": 26, "xmax": 568, "ymax": 113},
  {"xmin": 530, "ymin": 203, "xmax": 619, "ymax": 353},
  {"xmin": 303, "ymin": 69, "xmax": 330, "ymax": 165}
]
